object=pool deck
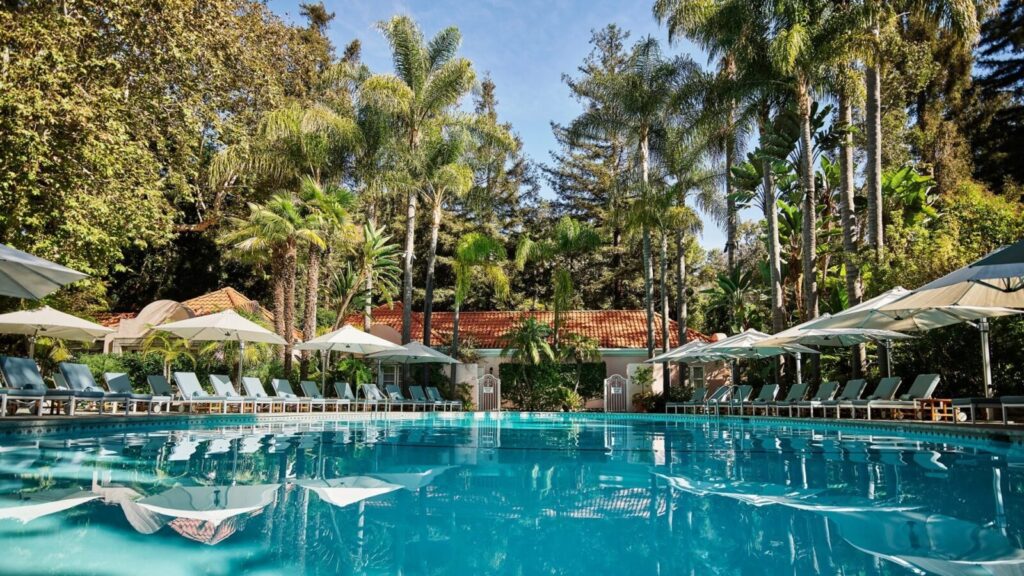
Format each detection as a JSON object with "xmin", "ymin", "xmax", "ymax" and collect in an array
[{"xmin": 1, "ymin": 410, "xmax": 1023, "ymax": 446}]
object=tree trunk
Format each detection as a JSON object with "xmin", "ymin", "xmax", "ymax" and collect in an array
[
  {"xmin": 401, "ymin": 189, "xmax": 417, "ymax": 344},
  {"xmin": 300, "ymin": 246, "xmax": 321, "ymax": 380},
  {"xmin": 450, "ymin": 302, "xmax": 460, "ymax": 387},
  {"xmin": 422, "ymin": 201, "xmax": 443, "ymax": 347},
  {"xmin": 797, "ymin": 79, "xmax": 819, "ymax": 320},
  {"xmin": 675, "ymin": 230, "xmax": 687, "ymax": 344},
  {"xmin": 364, "ymin": 204, "xmax": 377, "ymax": 331},
  {"xmin": 866, "ymin": 21, "xmax": 884, "ymax": 259},
  {"xmin": 272, "ymin": 248, "xmax": 286, "ymax": 364},
  {"xmin": 612, "ymin": 226, "xmax": 623, "ymax": 307},
  {"xmin": 659, "ymin": 230, "xmax": 670, "ymax": 392},
  {"xmin": 759, "ymin": 108, "xmax": 786, "ymax": 335},
  {"xmin": 838, "ymin": 90, "xmax": 866, "ymax": 375},
  {"xmin": 725, "ymin": 138, "xmax": 737, "ymax": 271},
  {"xmin": 283, "ymin": 242, "xmax": 298, "ymax": 374},
  {"xmin": 640, "ymin": 132, "xmax": 655, "ymax": 358}
]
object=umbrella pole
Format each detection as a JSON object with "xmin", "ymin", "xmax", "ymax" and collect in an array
[
  {"xmin": 321, "ymin": 349, "xmax": 327, "ymax": 391},
  {"xmin": 884, "ymin": 340, "xmax": 893, "ymax": 378},
  {"xmin": 794, "ymin": 352, "xmax": 802, "ymax": 386},
  {"xmin": 980, "ymin": 318, "xmax": 993, "ymax": 398},
  {"xmin": 238, "ymin": 339, "xmax": 245, "ymax": 381}
]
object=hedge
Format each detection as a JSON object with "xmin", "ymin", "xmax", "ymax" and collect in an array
[{"xmin": 499, "ymin": 362, "xmax": 606, "ymax": 410}]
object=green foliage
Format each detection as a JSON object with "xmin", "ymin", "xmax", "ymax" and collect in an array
[
  {"xmin": 882, "ymin": 166, "xmax": 937, "ymax": 225},
  {"xmin": 499, "ymin": 362, "xmax": 604, "ymax": 411},
  {"xmin": 333, "ymin": 357, "xmax": 374, "ymax": 386},
  {"xmin": 499, "ymin": 318, "xmax": 555, "ymax": 365}
]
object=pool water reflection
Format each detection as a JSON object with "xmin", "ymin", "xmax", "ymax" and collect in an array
[{"xmin": 0, "ymin": 414, "xmax": 1022, "ymax": 575}]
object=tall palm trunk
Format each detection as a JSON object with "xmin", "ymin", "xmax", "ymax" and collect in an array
[
  {"xmin": 760, "ymin": 110, "xmax": 785, "ymax": 334},
  {"xmin": 797, "ymin": 79, "xmax": 819, "ymax": 321},
  {"xmin": 659, "ymin": 230, "xmax": 670, "ymax": 391},
  {"xmin": 422, "ymin": 200, "xmax": 443, "ymax": 347},
  {"xmin": 450, "ymin": 302, "xmax": 460, "ymax": 388},
  {"xmin": 364, "ymin": 203, "xmax": 377, "ymax": 331},
  {"xmin": 640, "ymin": 133, "xmax": 655, "ymax": 359},
  {"xmin": 272, "ymin": 247, "xmax": 286, "ymax": 364},
  {"xmin": 675, "ymin": 229, "xmax": 687, "ymax": 344},
  {"xmin": 301, "ymin": 246, "xmax": 321, "ymax": 379},
  {"xmin": 724, "ymin": 55, "xmax": 739, "ymax": 271},
  {"xmin": 866, "ymin": 19, "xmax": 884, "ymax": 260},
  {"xmin": 838, "ymin": 90, "xmax": 866, "ymax": 375},
  {"xmin": 400, "ymin": 188, "xmax": 417, "ymax": 344},
  {"xmin": 283, "ymin": 242, "xmax": 298, "ymax": 374}
]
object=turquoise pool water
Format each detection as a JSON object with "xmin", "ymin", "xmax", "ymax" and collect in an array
[{"xmin": 0, "ymin": 414, "xmax": 1022, "ymax": 575}]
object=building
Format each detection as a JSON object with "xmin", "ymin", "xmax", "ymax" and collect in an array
[{"xmin": 348, "ymin": 303, "xmax": 727, "ymax": 410}]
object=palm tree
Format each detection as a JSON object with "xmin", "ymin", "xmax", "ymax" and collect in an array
[
  {"xmin": 420, "ymin": 127, "xmax": 474, "ymax": 349},
  {"xmin": 567, "ymin": 37, "xmax": 697, "ymax": 358},
  {"xmin": 768, "ymin": 0, "xmax": 851, "ymax": 321},
  {"xmin": 221, "ymin": 194, "xmax": 324, "ymax": 371},
  {"xmin": 362, "ymin": 15, "xmax": 476, "ymax": 344},
  {"xmin": 142, "ymin": 331, "xmax": 196, "ymax": 380},
  {"xmin": 330, "ymin": 223, "xmax": 402, "ymax": 328},
  {"xmin": 451, "ymin": 232, "xmax": 509, "ymax": 382},
  {"xmin": 298, "ymin": 177, "xmax": 355, "ymax": 377},
  {"xmin": 499, "ymin": 317, "xmax": 555, "ymax": 366},
  {"xmin": 516, "ymin": 217, "xmax": 602, "ymax": 349}
]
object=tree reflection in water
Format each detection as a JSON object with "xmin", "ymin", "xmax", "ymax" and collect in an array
[{"xmin": 0, "ymin": 416, "xmax": 1021, "ymax": 575}]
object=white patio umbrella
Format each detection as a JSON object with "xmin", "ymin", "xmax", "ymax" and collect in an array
[
  {"xmin": 875, "ymin": 244, "xmax": 1024, "ymax": 397},
  {"xmin": 0, "ymin": 243, "xmax": 88, "ymax": 299},
  {"xmin": 296, "ymin": 476, "xmax": 401, "ymax": 509},
  {"xmin": 805, "ymin": 286, "xmax": 1021, "ymax": 382},
  {"xmin": 757, "ymin": 314, "xmax": 914, "ymax": 348},
  {"xmin": 138, "ymin": 484, "xmax": 279, "ymax": 526},
  {"xmin": 0, "ymin": 306, "xmax": 113, "ymax": 356},
  {"xmin": 677, "ymin": 329, "xmax": 819, "ymax": 385},
  {"xmin": 365, "ymin": 341, "xmax": 458, "ymax": 391},
  {"xmin": 371, "ymin": 466, "xmax": 455, "ymax": 492},
  {"xmin": 156, "ymin": 309, "xmax": 287, "ymax": 378},
  {"xmin": 645, "ymin": 340, "xmax": 708, "ymax": 364},
  {"xmin": 0, "ymin": 488, "xmax": 99, "ymax": 524},
  {"xmin": 295, "ymin": 325, "xmax": 403, "ymax": 388}
]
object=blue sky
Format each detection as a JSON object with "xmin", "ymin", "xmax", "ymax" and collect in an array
[{"xmin": 267, "ymin": 0, "xmax": 742, "ymax": 249}]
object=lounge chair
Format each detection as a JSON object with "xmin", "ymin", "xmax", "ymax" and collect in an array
[
  {"xmin": 952, "ymin": 396, "xmax": 1005, "ymax": 424},
  {"xmin": 359, "ymin": 384, "xmax": 392, "ymax": 411},
  {"xmin": 0, "ymin": 356, "xmax": 67, "ymax": 416},
  {"xmin": 819, "ymin": 379, "xmax": 867, "ymax": 419},
  {"xmin": 863, "ymin": 374, "xmax": 940, "ymax": 420},
  {"xmin": 744, "ymin": 384, "xmax": 780, "ymax": 415},
  {"xmin": 408, "ymin": 386, "xmax": 442, "ymax": 411},
  {"xmin": 104, "ymin": 372, "xmax": 171, "ymax": 414},
  {"xmin": 701, "ymin": 385, "xmax": 732, "ymax": 415},
  {"xmin": 724, "ymin": 385, "xmax": 754, "ymax": 415},
  {"xmin": 271, "ymin": 379, "xmax": 320, "ymax": 412},
  {"xmin": 767, "ymin": 383, "xmax": 809, "ymax": 416},
  {"xmin": 382, "ymin": 384, "xmax": 423, "ymax": 411},
  {"xmin": 59, "ymin": 362, "xmax": 131, "ymax": 415},
  {"xmin": 147, "ymin": 375, "xmax": 182, "ymax": 412},
  {"xmin": 241, "ymin": 377, "xmax": 288, "ymax": 413},
  {"xmin": 208, "ymin": 375, "xmax": 256, "ymax": 414},
  {"xmin": 425, "ymin": 386, "xmax": 460, "ymax": 411},
  {"xmin": 794, "ymin": 381, "xmax": 840, "ymax": 418},
  {"xmin": 300, "ymin": 381, "xmax": 347, "ymax": 412},
  {"xmin": 840, "ymin": 377, "xmax": 902, "ymax": 419},
  {"xmin": 173, "ymin": 372, "xmax": 243, "ymax": 414},
  {"xmin": 333, "ymin": 382, "xmax": 366, "ymax": 411},
  {"xmin": 666, "ymin": 386, "xmax": 706, "ymax": 414},
  {"xmin": 269, "ymin": 379, "xmax": 307, "ymax": 412}
]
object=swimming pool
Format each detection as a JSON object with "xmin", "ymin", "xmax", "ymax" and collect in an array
[{"xmin": 0, "ymin": 413, "xmax": 1021, "ymax": 575}]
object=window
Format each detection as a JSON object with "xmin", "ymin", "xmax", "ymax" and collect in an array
[
  {"xmin": 380, "ymin": 365, "xmax": 399, "ymax": 387},
  {"xmin": 689, "ymin": 365, "xmax": 705, "ymax": 388}
]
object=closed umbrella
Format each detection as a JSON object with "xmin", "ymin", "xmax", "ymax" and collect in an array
[
  {"xmin": 0, "ymin": 306, "xmax": 113, "ymax": 356},
  {"xmin": 0, "ymin": 244, "xmax": 88, "ymax": 299},
  {"xmin": 294, "ymin": 325, "xmax": 403, "ymax": 389},
  {"xmin": 156, "ymin": 309, "xmax": 287, "ymax": 378}
]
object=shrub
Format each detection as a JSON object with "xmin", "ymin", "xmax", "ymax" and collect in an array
[{"xmin": 499, "ymin": 361, "xmax": 605, "ymax": 411}]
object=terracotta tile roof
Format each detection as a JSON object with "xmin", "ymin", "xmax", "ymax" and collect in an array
[
  {"xmin": 349, "ymin": 303, "xmax": 710, "ymax": 349},
  {"xmin": 95, "ymin": 311, "xmax": 137, "ymax": 328},
  {"xmin": 181, "ymin": 287, "xmax": 262, "ymax": 316}
]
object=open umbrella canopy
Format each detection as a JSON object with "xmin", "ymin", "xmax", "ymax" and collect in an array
[
  {"xmin": 0, "ymin": 244, "xmax": 88, "ymax": 299},
  {"xmin": 371, "ymin": 466, "xmax": 455, "ymax": 491},
  {"xmin": 137, "ymin": 484, "xmax": 279, "ymax": 526},
  {"xmin": 294, "ymin": 325, "xmax": 402, "ymax": 355},
  {"xmin": 297, "ymin": 476, "xmax": 401, "ymax": 509},
  {"xmin": 156, "ymin": 309, "xmax": 286, "ymax": 345},
  {"xmin": 805, "ymin": 287, "xmax": 1020, "ymax": 332},
  {"xmin": 885, "ymin": 239, "xmax": 1024, "ymax": 309},
  {"xmin": 682, "ymin": 329, "xmax": 819, "ymax": 362},
  {"xmin": 645, "ymin": 340, "xmax": 708, "ymax": 364},
  {"xmin": 0, "ymin": 306, "xmax": 113, "ymax": 341},
  {"xmin": 365, "ymin": 341, "xmax": 458, "ymax": 364},
  {"xmin": 757, "ymin": 315, "xmax": 914, "ymax": 348}
]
